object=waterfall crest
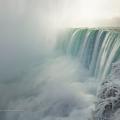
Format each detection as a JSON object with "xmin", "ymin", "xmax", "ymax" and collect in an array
[{"xmin": 56, "ymin": 28, "xmax": 120, "ymax": 79}]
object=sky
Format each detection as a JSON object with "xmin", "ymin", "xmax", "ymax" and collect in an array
[
  {"xmin": 56, "ymin": 0, "xmax": 120, "ymax": 27},
  {"xmin": 0, "ymin": 0, "xmax": 120, "ymax": 28}
]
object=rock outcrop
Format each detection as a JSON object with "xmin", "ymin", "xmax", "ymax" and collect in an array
[{"xmin": 94, "ymin": 61, "xmax": 120, "ymax": 120}]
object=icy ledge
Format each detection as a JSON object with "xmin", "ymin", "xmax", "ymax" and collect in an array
[{"xmin": 94, "ymin": 61, "xmax": 120, "ymax": 120}]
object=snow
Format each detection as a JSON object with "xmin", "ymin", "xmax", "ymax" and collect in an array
[{"xmin": 94, "ymin": 61, "xmax": 120, "ymax": 120}]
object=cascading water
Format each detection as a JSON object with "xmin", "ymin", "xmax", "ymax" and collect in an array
[
  {"xmin": 56, "ymin": 28, "xmax": 120, "ymax": 80},
  {"xmin": 54, "ymin": 28, "xmax": 120, "ymax": 120}
]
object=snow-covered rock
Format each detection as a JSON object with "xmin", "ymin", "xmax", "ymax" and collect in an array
[{"xmin": 94, "ymin": 61, "xmax": 120, "ymax": 120}]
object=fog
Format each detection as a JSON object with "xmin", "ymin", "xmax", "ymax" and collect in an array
[
  {"xmin": 0, "ymin": 0, "xmax": 57, "ymax": 81},
  {"xmin": 0, "ymin": 55, "xmax": 98, "ymax": 120}
]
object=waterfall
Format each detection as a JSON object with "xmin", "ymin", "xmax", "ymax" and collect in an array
[
  {"xmin": 2, "ymin": 28, "xmax": 120, "ymax": 120},
  {"xmin": 56, "ymin": 28, "xmax": 120, "ymax": 79}
]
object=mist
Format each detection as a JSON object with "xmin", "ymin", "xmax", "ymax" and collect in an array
[
  {"xmin": 0, "ymin": 0, "xmax": 58, "ymax": 81},
  {"xmin": 0, "ymin": 54, "xmax": 97, "ymax": 120}
]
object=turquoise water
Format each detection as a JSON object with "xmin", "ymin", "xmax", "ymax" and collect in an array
[{"xmin": 56, "ymin": 28, "xmax": 120, "ymax": 79}]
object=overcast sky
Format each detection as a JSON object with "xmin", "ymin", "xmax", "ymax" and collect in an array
[{"xmin": 0, "ymin": 0, "xmax": 120, "ymax": 27}]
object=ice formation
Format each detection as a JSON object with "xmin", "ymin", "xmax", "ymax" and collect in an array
[{"xmin": 94, "ymin": 61, "xmax": 120, "ymax": 120}]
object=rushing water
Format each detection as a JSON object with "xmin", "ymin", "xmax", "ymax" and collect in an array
[
  {"xmin": 1, "ymin": 28, "xmax": 120, "ymax": 120},
  {"xmin": 56, "ymin": 28, "xmax": 120, "ymax": 79}
]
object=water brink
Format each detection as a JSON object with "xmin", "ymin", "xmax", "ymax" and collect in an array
[{"xmin": 56, "ymin": 28, "xmax": 120, "ymax": 80}]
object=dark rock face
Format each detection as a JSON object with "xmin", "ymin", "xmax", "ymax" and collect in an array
[{"xmin": 94, "ymin": 62, "xmax": 120, "ymax": 120}]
